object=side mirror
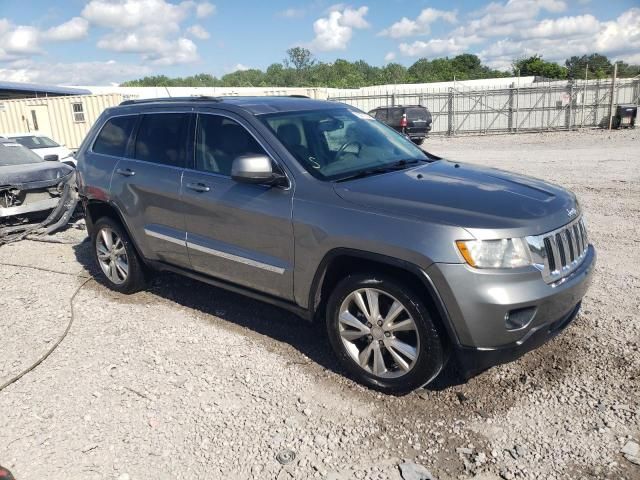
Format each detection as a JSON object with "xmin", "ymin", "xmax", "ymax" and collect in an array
[
  {"xmin": 231, "ymin": 154, "xmax": 286, "ymax": 187},
  {"xmin": 44, "ymin": 154, "xmax": 59, "ymax": 162}
]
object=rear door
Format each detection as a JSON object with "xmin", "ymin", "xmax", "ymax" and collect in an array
[
  {"xmin": 181, "ymin": 110, "xmax": 295, "ymax": 300},
  {"xmin": 405, "ymin": 107, "xmax": 429, "ymax": 137},
  {"xmin": 109, "ymin": 111, "xmax": 193, "ymax": 268}
]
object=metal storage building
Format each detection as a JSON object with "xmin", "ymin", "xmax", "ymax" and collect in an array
[{"xmin": 0, "ymin": 93, "xmax": 123, "ymax": 149}]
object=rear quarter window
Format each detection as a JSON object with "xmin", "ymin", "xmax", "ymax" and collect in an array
[
  {"xmin": 407, "ymin": 108, "xmax": 428, "ymax": 122},
  {"xmin": 374, "ymin": 109, "xmax": 389, "ymax": 122},
  {"xmin": 93, "ymin": 115, "xmax": 137, "ymax": 157}
]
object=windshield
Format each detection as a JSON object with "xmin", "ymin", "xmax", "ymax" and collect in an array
[
  {"xmin": 0, "ymin": 142, "xmax": 44, "ymax": 166},
  {"xmin": 11, "ymin": 135, "xmax": 60, "ymax": 149},
  {"xmin": 260, "ymin": 108, "xmax": 429, "ymax": 181}
]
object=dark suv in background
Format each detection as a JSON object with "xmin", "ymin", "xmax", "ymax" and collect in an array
[
  {"xmin": 76, "ymin": 96, "xmax": 595, "ymax": 394},
  {"xmin": 368, "ymin": 105, "xmax": 432, "ymax": 144}
]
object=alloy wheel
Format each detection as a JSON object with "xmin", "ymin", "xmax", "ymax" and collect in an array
[
  {"xmin": 96, "ymin": 227, "xmax": 129, "ymax": 285},
  {"xmin": 338, "ymin": 288, "xmax": 420, "ymax": 378}
]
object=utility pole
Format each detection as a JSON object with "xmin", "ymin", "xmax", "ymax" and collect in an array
[{"xmin": 608, "ymin": 62, "xmax": 618, "ymax": 130}]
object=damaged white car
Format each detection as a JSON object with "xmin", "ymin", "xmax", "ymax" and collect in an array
[{"xmin": 0, "ymin": 138, "xmax": 78, "ymax": 244}]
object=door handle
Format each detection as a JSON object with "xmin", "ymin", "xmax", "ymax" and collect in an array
[
  {"xmin": 116, "ymin": 168, "xmax": 136, "ymax": 177},
  {"xmin": 185, "ymin": 182, "xmax": 211, "ymax": 193}
]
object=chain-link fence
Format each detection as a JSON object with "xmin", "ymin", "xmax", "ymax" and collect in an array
[{"xmin": 327, "ymin": 78, "xmax": 640, "ymax": 135}]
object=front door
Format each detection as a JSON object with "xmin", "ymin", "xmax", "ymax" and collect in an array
[
  {"xmin": 109, "ymin": 111, "xmax": 193, "ymax": 268},
  {"xmin": 182, "ymin": 111, "xmax": 295, "ymax": 300},
  {"xmin": 27, "ymin": 105, "xmax": 53, "ymax": 136}
]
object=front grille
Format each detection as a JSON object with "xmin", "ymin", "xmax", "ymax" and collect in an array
[{"xmin": 528, "ymin": 217, "xmax": 589, "ymax": 284}]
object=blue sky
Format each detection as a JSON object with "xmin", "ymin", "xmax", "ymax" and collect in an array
[{"xmin": 0, "ymin": 0, "xmax": 639, "ymax": 85}]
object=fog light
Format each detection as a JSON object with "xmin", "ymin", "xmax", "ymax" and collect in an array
[{"xmin": 505, "ymin": 307, "xmax": 537, "ymax": 331}]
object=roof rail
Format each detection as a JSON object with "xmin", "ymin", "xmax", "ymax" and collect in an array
[{"xmin": 119, "ymin": 96, "xmax": 222, "ymax": 106}]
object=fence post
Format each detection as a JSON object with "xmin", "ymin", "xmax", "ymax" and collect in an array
[
  {"xmin": 447, "ymin": 87, "xmax": 454, "ymax": 136},
  {"xmin": 391, "ymin": 93, "xmax": 396, "ymax": 107},
  {"xmin": 594, "ymin": 79, "xmax": 600, "ymax": 127},
  {"xmin": 508, "ymin": 83, "xmax": 515, "ymax": 132},
  {"xmin": 567, "ymin": 82, "xmax": 573, "ymax": 130}
]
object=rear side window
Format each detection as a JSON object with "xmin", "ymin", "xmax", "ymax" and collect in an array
[
  {"xmin": 388, "ymin": 108, "xmax": 403, "ymax": 124},
  {"xmin": 93, "ymin": 115, "xmax": 137, "ymax": 157},
  {"xmin": 375, "ymin": 109, "xmax": 389, "ymax": 122},
  {"xmin": 407, "ymin": 108, "xmax": 428, "ymax": 122},
  {"xmin": 134, "ymin": 113, "xmax": 190, "ymax": 167}
]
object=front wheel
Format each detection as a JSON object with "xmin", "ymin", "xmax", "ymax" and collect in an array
[{"xmin": 326, "ymin": 274, "xmax": 445, "ymax": 394}]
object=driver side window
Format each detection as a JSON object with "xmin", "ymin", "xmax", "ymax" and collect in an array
[{"xmin": 195, "ymin": 114, "xmax": 266, "ymax": 176}]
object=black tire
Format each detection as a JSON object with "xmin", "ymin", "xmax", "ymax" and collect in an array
[
  {"xmin": 91, "ymin": 216, "xmax": 147, "ymax": 294},
  {"xmin": 326, "ymin": 274, "xmax": 445, "ymax": 394},
  {"xmin": 412, "ymin": 138, "xmax": 425, "ymax": 146}
]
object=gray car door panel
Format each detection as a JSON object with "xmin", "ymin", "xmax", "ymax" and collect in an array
[
  {"xmin": 182, "ymin": 111, "xmax": 295, "ymax": 300},
  {"xmin": 109, "ymin": 111, "xmax": 193, "ymax": 268},
  {"xmin": 111, "ymin": 159, "xmax": 189, "ymax": 266}
]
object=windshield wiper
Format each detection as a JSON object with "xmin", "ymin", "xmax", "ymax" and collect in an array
[{"xmin": 335, "ymin": 159, "xmax": 422, "ymax": 182}]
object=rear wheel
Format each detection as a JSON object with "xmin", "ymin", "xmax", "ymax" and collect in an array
[
  {"xmin": 92, "ymin": 217, "xmax": 146, "ymax": 294},
  {"xmin": 326, "ymin": 274, "xmax": 444, "ymax": 394}
]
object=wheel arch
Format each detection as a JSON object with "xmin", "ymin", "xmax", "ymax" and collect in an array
[
  {"xmin": 84, "ymin": 199, "xmax": 146, "ymax": 262},
  {"xmin": 308, "ymin": 248, "xmax": 459, "ymax": 345}
]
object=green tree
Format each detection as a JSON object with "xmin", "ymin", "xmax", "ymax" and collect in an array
[
  {"xmin": 513, "ymin": 55, "xmax": 567, "ymax": 79},
  {"xmin": 284, "ymin": 47, "xmax": 315, "ymax": 71},
  {"xmin": 380, "ymin": 63, "xmax": 408, "ymax": 84},
  {"xmin": 565, "ymin": 53, "xmax": 612, "ymax": 79},
  {"xmin": 615, "ymin": 60, "xmax": 640, "ymax": 78}
]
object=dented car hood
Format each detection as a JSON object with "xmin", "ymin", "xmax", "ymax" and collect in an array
[{"xmin": 0, "ymin": 162, "xmax": 74, "ymax": 189}]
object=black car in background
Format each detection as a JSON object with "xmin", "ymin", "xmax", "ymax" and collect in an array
[{"xmin": 368, "ymin": 105, "xmax": 432, "ymax": 144}]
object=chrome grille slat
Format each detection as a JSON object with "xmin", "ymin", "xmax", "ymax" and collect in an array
[
  {"xmin": 548, "ymin": 235, "xmax": 561, "ymax": 272},
  {"xmin": 566, "ymin": 228, "xmax": 575, "ymax": 262},
  {"xmin": 526, "ymin": 216, "xmax": 590, "ymax": 285},
  {"xmin": 573, "ymin": 224, "xmax": 582, "ymax": 254}
]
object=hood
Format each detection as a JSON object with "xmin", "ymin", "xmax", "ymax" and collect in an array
[
  {"xmin": 32, "ymin": 146, "xmax": 74, "ymax": 159},
  {"xmin": 333, "ymin": 160, "xmax": 578, "ymax": 238},
  {"xmin": 0, "ymin": 161, "xmax": 74, "ymax": 189}
]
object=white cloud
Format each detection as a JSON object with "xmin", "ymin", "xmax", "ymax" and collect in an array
[
  {"xmin": 520, "ymin": 14, "xmax": 599, "ymax": 39},
  {"xmin": 97, "ymin": 31, "xmax": 198, "ymax": 65},
  {"xmin": 478, "ymin": 8, "xmax": 640, "ymax": 68},
  {"xmin": 82, "ymin": 0, "xmax": 209, "ymax": 65},
  {"xmin": 384, "ymin": 51, "xmax": 396, "ymax": 62},
  {"xmin": 309, "ymin": 5, "xmax": 369, "ymax": 51},
  {"xmin": 279, "ymin": 8, "xmax": 305, "ymax": 19},
  {"xmin": 81, "ymin": 0, "xmax": 192, "ymax": 29},
  {"xmin": 1, "ymin": 25, "xmax": 40, "ymax": 55},
  {"xmin": 459, "ymin": 0, "xmax": 568, "ymax": 38},
  {"xmin": 44, "ymin": 17, "xmax": 89, "ymax": 41},
  {"xmin": 196, "ymin": 2, "xmax": 216, "ymax": 18},
  {"xmin": 595, "ymin": 8, "xmax": 640, "ymax": 57},
  {"xmin": 379, "ymin": 8, "xmax": 457, "ymax": 38},
  {"xmin": 399, "ymin": 38, "xmax": 471, "ymax": 57},
  {"xmin": 187, "ymin": 24, "xmax": 210, "ymax": 40},
  {"xmin": 0, "ymin": 59, "xmax": 151, "ymax": 85},
  {"xmin": 226, "ymin": 63, "xmax": 250, "ymax": 73}
]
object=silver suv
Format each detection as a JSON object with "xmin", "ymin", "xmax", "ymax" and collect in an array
[{"xmin": 76, "ymin": 97, "xmax": 596, "ymax": 394}]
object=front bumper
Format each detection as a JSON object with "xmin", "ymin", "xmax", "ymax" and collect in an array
[
  {"xmin": 426, "ymin": 244, "xmax": 596, "ymax": 375},
  {"xmin": 455, "ymin": 301, "xmax": 581, "ymax": 379}
]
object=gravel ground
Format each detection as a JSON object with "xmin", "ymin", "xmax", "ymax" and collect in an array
[{"xmin": 0, "ymin": 128, "xmax": 638, "ymax": 480}]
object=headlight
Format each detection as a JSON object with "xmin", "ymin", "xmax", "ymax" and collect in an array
[{"xmin": 456, "ymin": 238, "xmax": 532, "ymax": 269}]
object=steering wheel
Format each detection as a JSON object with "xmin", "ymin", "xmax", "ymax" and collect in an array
[{"xmin": 335, "ymin": 141, "xmax": 362, "ymax": 162}]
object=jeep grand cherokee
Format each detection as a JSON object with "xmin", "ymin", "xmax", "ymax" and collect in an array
[{"xmin": 76, "ymin": 97, "xmax": 595, "ymax": 394}]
